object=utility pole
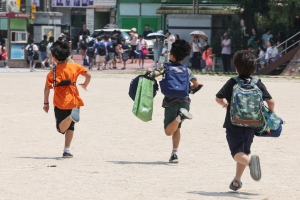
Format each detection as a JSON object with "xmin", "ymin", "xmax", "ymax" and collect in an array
[{"xmin": 196, "ymin": 0, "xmax": 199, "ymax": 15}]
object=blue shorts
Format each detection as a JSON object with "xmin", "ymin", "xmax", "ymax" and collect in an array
[
  {"xmin": 226, "ymin": 127, "xmax": 255, "ymax": 157},
  {"xmin": 27, "ymin": 55, "xmax": 34, "ymax": 61},
  {"xmin": 40, "ymin": 51, "xmax": 48, "ymax": 60},
  {"xmin": 137, "ymin": 50, "xmax": 146, "ymax": 60}
]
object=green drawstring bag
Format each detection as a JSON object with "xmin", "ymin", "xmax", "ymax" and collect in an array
[{"xmin": 132, "ymin": 77, "xmax": 154, "ymax": 122}]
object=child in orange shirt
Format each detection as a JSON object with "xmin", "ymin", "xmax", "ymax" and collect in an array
[
  {"xmin": 43, "ymin": 41, "xmax": 91, "ymax": 158},
  {"xmin": 203, "ymin": 45, "xmax": 214, "ymax": 72}
]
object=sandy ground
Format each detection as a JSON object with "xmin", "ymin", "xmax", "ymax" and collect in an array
[{"xmin": 0, "ymin": 72, "xmax": 300, "ymax": 200}]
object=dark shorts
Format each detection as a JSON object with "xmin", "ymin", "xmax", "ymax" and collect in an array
[
  {"xmin": 137, "ymin": 50, "xmax": 146, "ymax": 60},
  {"xmin": 130, "ymin": 45, "xmax": 136, "ymax": 58},
  {"xmin": 40, "ymin": 51, "xmax": 48, "ymax": 60},
  {"xmin": 164, "ymin": 101, "xmax": 190, "ymax": 129},
  {"xmin": 226, "ymin": 127, "xmax": 255, "ymax": 157},
  {"xmin": 54, "ymin": 107, "xmax": 75, "ymax": 134}
]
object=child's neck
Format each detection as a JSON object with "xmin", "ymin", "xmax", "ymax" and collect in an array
[{"xmin": 170, "ymin": 59, "xmax": 182, "ymax": 64}]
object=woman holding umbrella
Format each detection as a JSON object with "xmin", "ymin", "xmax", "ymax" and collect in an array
[
  {"xmin": 190, "ymin": 36, "xmax": 202, "ymax": 71},
  {"xmin": 151, "ymin": 31, "xmax": 165, "ymax": 69}
]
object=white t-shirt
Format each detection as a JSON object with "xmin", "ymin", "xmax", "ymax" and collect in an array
[
  {"xmin": 136, "ymin": 39, "xmax": 146, "ymax": 50},
  {"xmin": 26, "ymin": 44, "xmax": 38, "ymax": 52},
  {"xmin": 265, "ymin": 47, "xmax": 272, "ymax": 59},
  {"xmin": 221, "ymin": 39, "xmax": 231, "ymax": 55},
  {"xmin": 192, "ymin": 41, "xmax": 202, "ymax": 52},
  {"xmin": 130, "ymin": 33, "xmax": 138, "ymax": 45},
  {"xmin": 47, "ymin": 42, "xmax": 53, "ymax": 53},
  {"xmin": 259, "ymin": 50, "xmax": 264, "ymax": 58},
  {"xmin": 161, "ymin": 47, "xmax": 167, "ymax": 54}
]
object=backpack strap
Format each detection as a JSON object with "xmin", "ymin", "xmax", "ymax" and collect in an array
[
  {"xmin": 250, "ymin": 77, "xmax": 260, "ymax": 85},
  {"xmin": 53, "ymin": 66, "xmax": 56, "ymax": 87}
]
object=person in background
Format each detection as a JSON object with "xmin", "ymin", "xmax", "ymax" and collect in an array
[
  {"xmin": 175, "ymin": 34, "xmax": 180, "ymax": 41},
  {"xmin": 190, "ymin": 36, "xmax": 202, "ymax": 72},
  {"xmin": 262, "ymin": 28, "xmax": 273, "ymax": 49},
  {"xmin": 153, "ymin": 33, "xmax": 164, "ymax": 70},
  {"xmin": 120, "ymin": 38, "xmax": 130, "ymax": 70},
  {"xmin": 221, "ymin": 33, "xmax": 231, "ymax": 72},
  {"xmin": 1, "ymin": 46, "xmax": 8, "ymax": 68},
  {"xmin": 79, "ymin": 24, "xmax": 90, "ymax": 37},
  {"xmin": 106, "ymin": 37, "xmax": 118, "ymax": 69},
  {"xmin": 143, "ymin": 24, "xmax": 153, "ymax": 39},
  {"xmin": 47, "ymin": 36, "xmax": 54, "ymax": 68},
  {"xmin": 129, "ymin": 28, "xmax": 138, "ymax": 64},
  {"xmin": 165, "ymin": 30, "xmax": 175, "ymax": 61},
  {"xmin": 40, "ymin": 35, "xmax": 49, "ymax": 68},
  {"xmin": 258, "ymin": 45, "xmax": 266, "ymax": 70},
  {"xmin": 136, "ymin": 35, "xmax": 148, "ymax": 69},
  {"xmin": 25, "ymin": 39, "xmax": 39, "ymax": 72}
]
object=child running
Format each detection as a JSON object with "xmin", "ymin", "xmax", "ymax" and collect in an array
[
  {"xmin": 149, "ymin": 39, "xmax": 202, "ymax": 163},
  {"xmin": 43, "ymin": 41, "xmax": 91, "ymax": 158},
  {"xmin": 215, "ymin": 50, "xmax": 275, "ymax": 191}
]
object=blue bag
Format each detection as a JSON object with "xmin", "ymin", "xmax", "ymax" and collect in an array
[
  {"xmin": 129, "ymin": 72, "xmax": 159, "ymax": 101},
  {"xmin": 159, "ymin": 62, "xmax": 189, "ymax": 99}
]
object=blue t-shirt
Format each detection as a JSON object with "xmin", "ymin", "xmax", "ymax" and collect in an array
[
  {"xmin": 93, "ymin": 42, "xmax": 105, "ymax": 55},
  {"xmin": 106, "ymin": 41, "xmax": 117, "ymax": 53}
]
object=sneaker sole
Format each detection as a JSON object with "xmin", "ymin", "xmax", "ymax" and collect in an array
[
  {"xmin": 179, "ymin": 108, "xmax": 193, "ymax": 120},
  {"xmin": 63, "ymin": 155, "xmax": 73, "ymax": 158},
  {"xmin": 70, "ymin": 108, "xmax": 80, "ymax": 123},
  {"xmin": 249, "ymin": 155, "xmax": 261, "ymax": 181},
  {"xmin": 169, "ymin": 159, "xmax": 179, "ymax": 163}
]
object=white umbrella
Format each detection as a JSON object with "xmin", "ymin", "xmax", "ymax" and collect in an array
[
  {"xmin": 190, "ymin": 30, "xmax": 207, "ymax": 40},
  {"xmin": 147, "ymin": 32, "xmax": 166, "ymax": 38}
]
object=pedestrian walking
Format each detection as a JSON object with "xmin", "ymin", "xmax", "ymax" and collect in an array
[
  {"xmin": 40, "ymin": 35, "xmax": 49, "ymax": 68},
  {"xmin": 129, "ymin": 28, "xmax": 138, "ymax": 64},
  {"xmin": 221, "ymin": 33, "xmax": 231, "ymax": 72},
  {"xmin": 25, "ymin": 39, "xmax": 39, "ymax": 72}
]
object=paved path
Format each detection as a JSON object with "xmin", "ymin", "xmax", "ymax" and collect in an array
[{"xmin": 0, "ymin": 72, "xmax": 299, "ymax": 200}]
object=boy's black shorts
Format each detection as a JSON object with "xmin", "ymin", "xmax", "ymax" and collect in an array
[
  {"xmin": 54, "ymin": 107, "xmax": 75, "ymax": 134},
  {"xmin": 226, "ymin": 127, "xmax": 255, "ymax": 157}
]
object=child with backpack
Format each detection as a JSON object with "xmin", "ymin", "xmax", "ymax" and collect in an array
[
  {"xmin": 202, "ymin": 45, "xmax": 214, "ymax": 72},
  {"xmin": 43, "ymin": 40, "xmax": 91, "ymax": 158},
  {"xmin": 215, "ymin": 50, "xmax": 275, "ymax": 191},
  {"xmin": 25, "ymin": 39, "xmax": 39, "ymax": 72},
  {"xmin": 106, "ymin": 37, "xmax": 118, "ymax": 69},
  {"xmin": 94, "ymin": 36, "xmax": 107, "ymax": 70},
  {"xmin": 86, "ymin": 41, "xmax": 95, "ymax": 70},
  {"xmin": 149, "ymin": 39, "xmax": 203, "ymax": 163}
]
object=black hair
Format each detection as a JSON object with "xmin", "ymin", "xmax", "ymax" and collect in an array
[
  {"xmin": 111, "ymin": 37, "xmax": 117, "ymax": 40},
  {"xmin": 88, "ymin": 41, "xmax": 94, "ymax": 47},
  {"xmin": 50, "ymin": 40, "xmax": 70, "ymax": 62},
  {"xmin": 175, "ymin": 34, "xmax": 180, "ymax": 40},
  {"xmin": 170, "ymin": 39, "xmax": 191, "ymax": 61},
  {"xmin": 121, "ymin": 38, "xmax": 125, "ymax": 42},
  {"xmin": 145, "ymin": 24, "xmax": 149, "ymax": 27},
  {"xmin": 269, "ymin": 37, "xmax": 275, "ymax": 46},
  {"xmin": 49, "ymin": 36, "xmax": 54, "ymax": 43},
  {"xmin": 58, "ymin": 37, "xmax": 63, "ymax": 41},
  {"xmin": 266, "ymin": 28, "xmax": 271, "ymax": 33},
  {"xmin": 30, "ymin": 39, "xmax": 34, "ymax": 43},
  {"xmin": 138, "ymin": 34, "xmax": 143, "ymax": 38},
  {"xmin": 258, "ymin": 45, "xmax": 265, "ymax": 52},
  {"xmin": 103, "ymin": 35, "xmax": 109, "ymax": 40},
  {"xmin": 233, "ymin": 50, "xmax": 256, "ymax": 76},
  {"xmin": 43, "ymin": 35, "xmax": 47, "ymax": 40},
  {"xmin": 82, "ymin": 31, "xmax": 87, "ymax": 36}
]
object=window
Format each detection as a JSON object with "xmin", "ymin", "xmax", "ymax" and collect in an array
[
  {"xmin": 120, "ymin": 3, "xmax": 140, "ymax": 16},
  {"xmin": 11, "ymin": 31, "xmax": 27, "ymax": 43}
]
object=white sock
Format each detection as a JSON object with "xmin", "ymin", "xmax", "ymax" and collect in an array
[
  {"xmin": 32, "ymin": 65, "xmax": 35, "ymax": 69},
  {"xmin": 64, "ymin": 148, "xmax": 70, "ymax": 153},
  {"xmin": 175, "ymin": 115, "xmax": 181, "ymax": 122},
  {"xmin": 172, "ymin": 148, "xmax": 178, "ymax": 154}
]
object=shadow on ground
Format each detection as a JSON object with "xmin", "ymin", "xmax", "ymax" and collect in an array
[
  {"xmin": 107, "ymin": 161, "xmax": 176, "ymax": 166},
  {"xmin": 187, "ymin": 191, "xmax": 259, "ymax": 199},
  {"xmin": 15, "ymin": 156, "xmax": 64, "ymax": 160}
]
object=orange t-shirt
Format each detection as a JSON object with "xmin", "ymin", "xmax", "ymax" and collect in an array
[{"xmin": 45, "ymin": 63, "xmax": 87, "ymax": 110}]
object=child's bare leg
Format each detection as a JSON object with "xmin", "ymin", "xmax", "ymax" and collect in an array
[
  {"xmin": 172, "ymin": 128, "xmax": 180, "ymax": 148},
  {"xmin": 65, "ymin": 130, "xmax": 74, "ymax": 148},
  {"xmin": 165, "ymin": 120, "xmax": 180, "ymax": 136},
  {"xmin": 59, "ymin": 116, "xmax": 73, "ymax": 133},
  {"xmin": 232, "ymin": 152, "xmax": 250, "ymax": 187}
]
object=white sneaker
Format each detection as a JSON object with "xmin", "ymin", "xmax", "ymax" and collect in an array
[
  {"xmin": 30, "ymin": 68, "xmax": 33, "ymax": 72},
  {"xmin": 138, "ymin": 66, "xmax": 141, "ymax": 69},
  {"xmin": 41, "ymin": 61, "xmax": 45, "ymax": 68}
]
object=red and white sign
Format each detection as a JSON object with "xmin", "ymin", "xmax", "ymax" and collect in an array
[{"xmin": 0, "ymin": 12, "xmax": 29, "ymax": 18}]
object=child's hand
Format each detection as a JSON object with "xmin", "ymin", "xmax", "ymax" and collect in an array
[
  {"xmin": 79, "ymin": 83, "xmax": 88, "ymax": 90},
  {"xmin": 43, "ymin": 104, "xmax": 49, "ymax": 113}
]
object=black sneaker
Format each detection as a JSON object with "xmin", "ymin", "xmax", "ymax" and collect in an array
[
  {"xmin": 63, "ymin": 152, "xmax": 73, "ymax": 158},
  {"xmin": 178, "ymin": 108, "xmax": 193, "ymax": 121},
  {"xmin": 169, "ymin": 153, "xmax": 179, "ymax": 163}
]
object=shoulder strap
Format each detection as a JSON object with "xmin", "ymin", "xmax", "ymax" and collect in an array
[
  {"xmin": 250, "ymin": 77, "xmax": 260, "ymax": 85},
  {"xmin": 53, "ymin": 67, "xmax": 56, "ymax": 87},
  {"xmin": 234, "ymin": 77, "xmax": 243, "ymax": 85}
]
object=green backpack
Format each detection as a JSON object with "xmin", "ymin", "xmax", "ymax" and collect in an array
[{"xmin": 230, "ymin": 77, "xmax": 264, "ymax": 128}]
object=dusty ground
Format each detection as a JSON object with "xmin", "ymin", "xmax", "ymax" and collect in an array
[{"xmin": 0, "ymin": 72, "xmax": 299, "ymax": 200}]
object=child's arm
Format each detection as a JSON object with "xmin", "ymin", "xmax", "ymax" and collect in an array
[
  {"xmin": 215, "ymin": 97, "xmax": 228, "ymax": 108},
  {"xmin": 79, "ymin": 72, "xmax": 91, "ymax": 90},
  {"xmin": 148, "ymin": 68, "xmax": 163, "ymax": 79},
  {"xmin": 265, "ymin": 99, "xmax": 275, "ymax": 113},
  {"xmin": 43, "ymin": 86, "xmax": 51, "ymax": 113}
]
